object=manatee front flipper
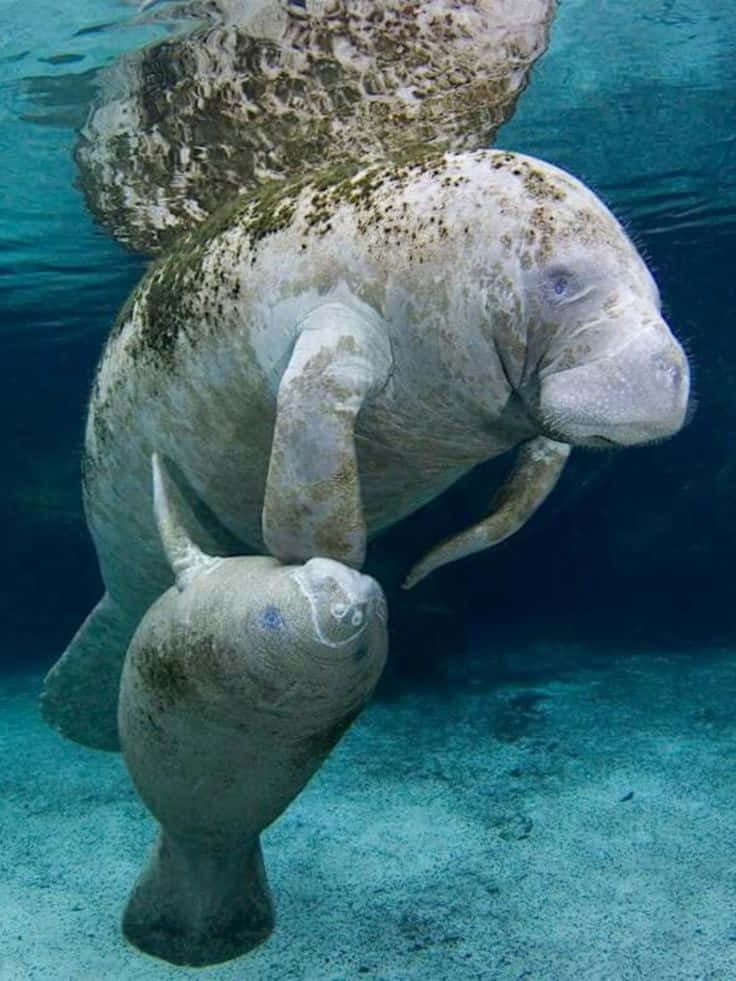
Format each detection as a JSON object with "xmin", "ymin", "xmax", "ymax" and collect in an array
[
  {"xmin": 262, "ymin": 301, "xmax": 392, "ymax": 568},
  {"xmin": 151, "ymin": 451, "xmax": 223, "ymax": 590},
  {"xmin": 402, "ymin": 436, "xmax": 571, "ymax": 589},
  {"xmin": 41, "ymin": 592, "xmax": 136, "ymax": 751}
]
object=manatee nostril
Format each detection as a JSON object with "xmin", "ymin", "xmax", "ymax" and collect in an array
[
  {"xmin": 330, "ymin": 602, "xmax": 348, "ymax": 620},
  {"xmin": 329, "ymin": 600, "xmax": 366, "ymax": 629}
]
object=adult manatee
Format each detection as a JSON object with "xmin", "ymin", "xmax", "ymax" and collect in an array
[{"xmin": 42, "ymin": 149, "xmax": 690, "ymax": 750}]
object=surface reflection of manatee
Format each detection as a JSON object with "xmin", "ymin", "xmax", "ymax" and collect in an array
[{"xmin": 75, "ymin": 0, "xmax": 557, "ymax": 253}]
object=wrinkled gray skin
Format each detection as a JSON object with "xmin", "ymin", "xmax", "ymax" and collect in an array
[
  {"xmin": 77, "ymin": 0, "xmax": 557, "ymax": 253},
  {"xmin": 119, "ymin": 454, "xmax": 388, "ymax": 967},
  {"xmin": 42, "ymin": 149, "xmax": 689, "ymax": 751}
]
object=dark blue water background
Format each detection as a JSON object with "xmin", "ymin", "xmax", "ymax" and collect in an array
[{"xmin": 1, "ymin": 0, "xmax": 734, "ymax": 679}]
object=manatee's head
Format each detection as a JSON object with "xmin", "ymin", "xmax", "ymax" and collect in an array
[
  {"xmin": 292, "ymin": 557, "xmax": 388, "ymax": 655},
  {"xmin": 505, "ymin": 155, "xmax": 691, "ymax": 447}
]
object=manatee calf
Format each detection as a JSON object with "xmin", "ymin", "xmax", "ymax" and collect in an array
[
  {"xmin": 76, "ymin": 0, "xmax": 557, "ymax": 253},
  {"xmin": 42, "ymin": 148, "xmax": 690, "ymax": 749},
  {"xmin": 119, "ymin": 454, "xmax": 387, "ymax": 966}
]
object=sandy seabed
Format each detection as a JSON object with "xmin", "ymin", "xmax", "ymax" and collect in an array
[{"xmin": 2, "ymin": 641, "xmax": 736, "ymax": 981}]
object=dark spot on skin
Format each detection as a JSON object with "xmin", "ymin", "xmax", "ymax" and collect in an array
[{"xmin": 136, "ymin": 643, "xmax": 192, "ymax": 705}]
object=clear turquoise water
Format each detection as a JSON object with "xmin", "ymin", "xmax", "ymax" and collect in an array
[{"xmin": 2, "ymin": 4, "xmax": 736, "ymax": 975}]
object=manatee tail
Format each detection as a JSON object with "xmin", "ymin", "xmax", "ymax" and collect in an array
[
  {"xmin": 122, "ymin": 830, "xmax": 274, "ymax": 966},
  {"xmin": 41, "ymin": 592, "xmax": 137, "ymax": 752}
]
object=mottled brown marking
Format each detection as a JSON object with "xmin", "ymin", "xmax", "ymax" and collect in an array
[{"xmin": 75, "ymin": 0, "xmax": 557, "ymax": 253}]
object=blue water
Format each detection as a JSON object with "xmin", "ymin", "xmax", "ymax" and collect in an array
[{"xmin": 2, "ymin": 2, "xmax": 736, "ymax": 975}]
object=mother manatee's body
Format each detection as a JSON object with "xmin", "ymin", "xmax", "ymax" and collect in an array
[{"xmin": 43, "ymin": 149, "xmax": 689, "ymax": 749}]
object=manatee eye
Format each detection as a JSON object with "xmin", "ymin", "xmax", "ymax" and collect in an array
[
  {"xmin": 534, "ymin": 260, "xmax": 600, "ymax": 315},
  {"xmin": 545, "ymin": 268, "xmax": 573, "ymax": 301},
  {"xmin": 540, "ymin": 266, "xmax": 589, "ymax": 308},
  {"xmin": 259, "ymin": 605, "xmax": 285, "ymax": 630}
]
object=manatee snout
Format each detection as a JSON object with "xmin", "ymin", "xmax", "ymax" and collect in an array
[
  {"xmin": 539, "ymin": 318, "xmax": 690, "ymax": 447},
  {"xmin": 294, "ymin": 556, "xmax": 388, "ymax": 648}
]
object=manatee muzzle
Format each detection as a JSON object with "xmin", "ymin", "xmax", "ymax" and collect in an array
[
  {"xmin": 538, "ymin": 323, "xmax": 690, "ymax": 447},
  {"xmin": 293, "ymin": 557, "xmax": 387, "ymax": 648}
]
